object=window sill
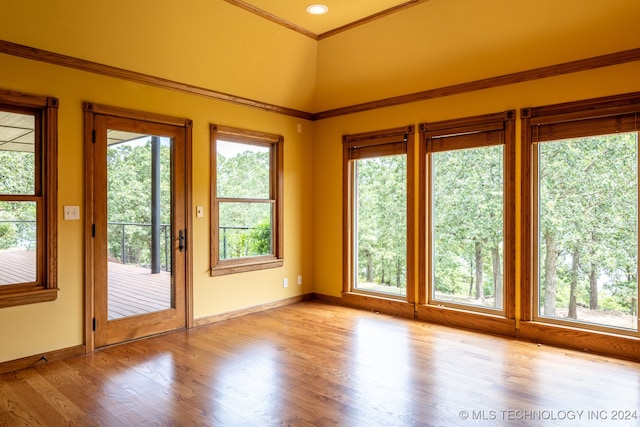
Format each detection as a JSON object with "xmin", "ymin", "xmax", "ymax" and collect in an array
[
  {"xmin": 210, "ymin": 258, "xmax": 284, "ymax": 276},
  {"xmin": 0, "ymin": 287, "xmax": 58, "ymax": 308},
  {"xmin": 341, "ymin": 292, "xmax": 415, "ymax": 318},
  {"xmin": 518, "ymin": 321, "xmax": 640, "ymax": 362},
  {"xmin": 416, "ymin": 304, "xmax": 515, "ymax": 337}
]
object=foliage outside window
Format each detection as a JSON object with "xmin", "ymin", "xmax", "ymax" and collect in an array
[
  {"xmin": 419, "ymin": 112, "xmax": 515, "ymax": 316},
  {"xmin": 523, "ymin": 94, "xmax": 640, "ymax": 336},
  {"xmin": 107, "ymin": 134, "xmax": 172, "ymax": 271},
  {"xmin": 343, "ymin": 126, "xmax": 414, "ymax": 300},
  {"xmin": 432, "ymin": 146, "xmax": 504, "ymax": 309},
  {"xmin": 210, "ymin": 125, "xmax": 283, "ymax": 275},
  {"xmin": 0, "ymin": 89, "xmax": 58, "ymax": 307}
]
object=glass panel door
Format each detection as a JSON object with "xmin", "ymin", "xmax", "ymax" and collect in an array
[{"xmin": 92, "ymin": 113, "xmax": 186, "ymax": 347}]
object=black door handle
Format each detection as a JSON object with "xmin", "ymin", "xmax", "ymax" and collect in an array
[{"xmin": 178, "ymin": 229, "xmax": 185, "ymax": 252}]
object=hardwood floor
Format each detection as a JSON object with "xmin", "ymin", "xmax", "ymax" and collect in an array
[{"xmin": 1, "ymin": 301, "xmax": 639, "ymax": 426}]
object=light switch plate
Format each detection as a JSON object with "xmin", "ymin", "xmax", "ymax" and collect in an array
[{"xmin": 64, "ymin": 206, "xmax": 80, "ymax": 220}]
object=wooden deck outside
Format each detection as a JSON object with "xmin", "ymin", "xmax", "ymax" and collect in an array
[
  {"xmin": 0, "ymin": 251, "xmax": 171, "ymax": 320},
  {"xmin": 107, "ymin": 262, "xmax": 172, "ymax": 320},
  {"xmin": 0, "ymin": 250, "xmax": 36, "ymax": 285}
]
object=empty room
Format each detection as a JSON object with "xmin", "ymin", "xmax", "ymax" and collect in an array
[{"xmin": 1, "ymin": 0, "xmax": 639, "ymax": 425}]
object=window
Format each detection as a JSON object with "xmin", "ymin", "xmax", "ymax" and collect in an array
[
  {"xmin": 418, "ymin": 112, "xmax": 515, "ymax": 324},
  {"xmin": 522, "ymin": 93, "xmax": 640, "ymax": 339},
  {"xmin": 0, "ymin": 89, "xmax": 58, "ymax": 307},
  {"xmin": 210, "ymin": 125, "xmax": 283, "ymax": 275},
  {"xmin": 343, "ymin": 126, "xmax": 414, "ymax": 301}
]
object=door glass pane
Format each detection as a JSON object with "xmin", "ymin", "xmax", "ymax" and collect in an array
[
  {"xmin": 432, "ymin": 145, "xmax": 504, "ymax": 310},
  {"xmin": 354, "ymin": 154, "xmax": 407, "ymax": 297},
  {"xmin": 0, "ymin": 111, "xmax": 35, "ymax": 195},
  {"xmin": 107, "ymin": 131, "xmax": 173, "ymax": 320},
  {"xmin": 0, "ymin": 201, "xmax": 36, "ymax": 285},
  {"xmin": 219, "ymin": 202, "xmax": 272, "ymax": 259},
  {"xmin": 538, "ymin": 132, "xmax": 638, "ymax": 331}
]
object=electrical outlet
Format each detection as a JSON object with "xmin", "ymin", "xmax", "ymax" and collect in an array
[
  {"xmin": 283, "ymin": 278, "xmax": 288, "ymax": 288},
  {"xmin": 297, "ymin": 275, "xmax": 302, "ymax": 285}
]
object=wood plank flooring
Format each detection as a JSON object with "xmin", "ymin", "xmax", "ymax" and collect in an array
[{"xmin": 1, "ymin": 301, "xmax": 639, "ymax": 426}]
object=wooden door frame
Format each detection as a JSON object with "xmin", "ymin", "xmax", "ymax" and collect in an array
[{"xmin": 83, "ymin": 102, "xmax": 193, "ymax": 353}]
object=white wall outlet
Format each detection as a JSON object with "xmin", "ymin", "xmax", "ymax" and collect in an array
[
  {"xmin": 283, "ymin": 278, "xmax": 288, "ymax": 288},
  {"xmin": 63, "ymin": 206, "xmax": 80, "ymax": 220},
  {"xmin": 196, "ymin": 206, "xmax": 204, "ymax": 218},
  {"xmin": 297, "ymin": 275, "xmax": 302, "ymax": 285}
]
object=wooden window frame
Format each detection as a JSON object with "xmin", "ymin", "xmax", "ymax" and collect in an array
[
  {"xmin": 520, "ymin": 92, "xmax": 640, "ymax": 358},
  {"xmin": 210, "ymin": 125, "xmax": 284, "ymax": 276},
  {"xmin": 342, "ymin": 125, "xmax": 416, "ymax": 305},
  {"xmin": 0, "ymin": 89, "xmax": 58, "ymax": 308},
  {"xmin": 416, "ymin": 111, "xmax": 516, "ymax": 335}
]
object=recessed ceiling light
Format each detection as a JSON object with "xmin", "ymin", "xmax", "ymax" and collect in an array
[{"xmin": 306, "ymin": 4, "xmax": 328, "ymax": 15}]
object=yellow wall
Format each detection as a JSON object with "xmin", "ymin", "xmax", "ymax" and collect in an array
[
  {"xmin": 0, "ymin": 52, "xmax": 314, "ymax": 363},
  {"xmin": 311, "ymin": 0, "xmax": 640, "ymax": 302},
  {"xmin": 1, "ymin": 0, "xmax": 640, "ymax": 363},
  {"xmin": 0, "ymin": 0, "xmax": 318, "ymax": 112},
  {"xmin": 314, "ymin": 0, "xmax": 640, "ymax": 111},
  {"xmin": 312, "ymin": 62, "xmax": 640, "ymax": 303}
]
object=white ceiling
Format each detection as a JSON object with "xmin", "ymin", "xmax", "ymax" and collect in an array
[
  {"xmin": 0, "ymin": 111, "xmax": 34, "ymax": 152},
  {"xmin": 107, "ymin": 130, "xmax": 148, "ymax": 146},
  {"xmin": 238, "ymin": 0, "xmax": 415, "ymax": 35}
]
